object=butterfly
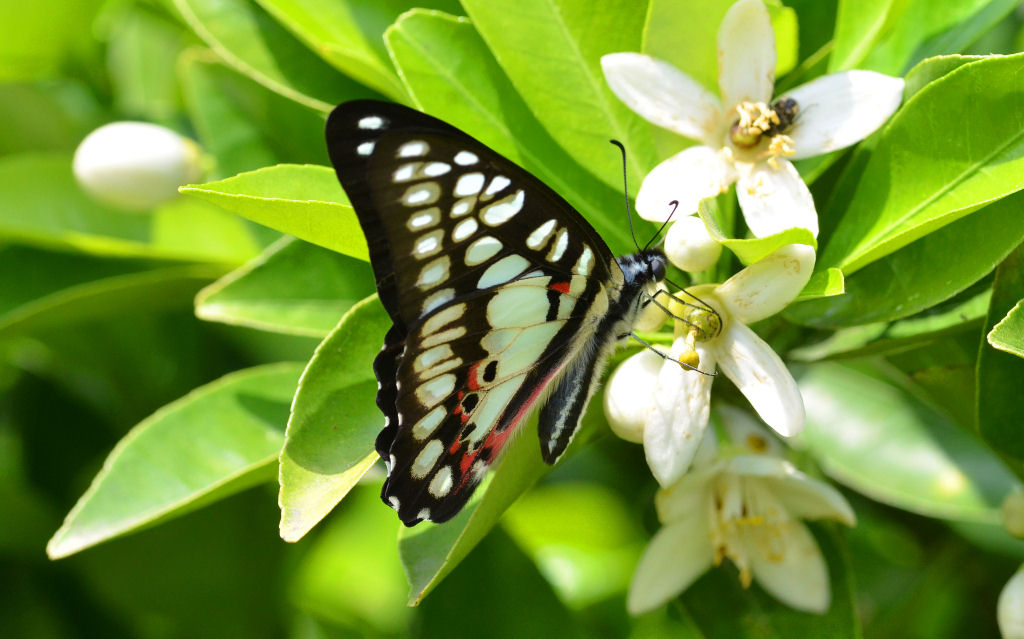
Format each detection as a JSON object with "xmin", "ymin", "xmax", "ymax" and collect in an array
[{"xmin": 326, "ymin": 100, "xmax": 667, "ymax": 526}]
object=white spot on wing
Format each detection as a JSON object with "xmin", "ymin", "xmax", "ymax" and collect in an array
[
  {"xmin": 415, "ymin": 344, "xmax": 454, "ymax": 372},
  {"xmin": 412, "ymin": 406, "xmax": 446, "ymax": 440},
  {"xmin": 357, "ymin": 141, "xmax": 374, "ymax": 156},
  {"xmin": 428, "ymin": 466, "xmax": 454, "ymax": 497},
  {"xmin": 451, "ymin": 197, "xmax": 476, "ymax": 218},
  {"xmin": 424, "ymin": 162, "xmax": 450, "ymax": 177},
  {"xmin": 393, "ymin": 163, "xmax": 417, "ymax": 182},
  {"xmin": 421, "ymin": 326, "xmax": 466, "ymax": 349},
  {"xmin": 481, "ymin": 190, "xmax": 524, "ymax": 226},
  {"xmin": 358, "ymin": 115, "xmax": 384, "ymax": 129},
  {"xmin": 417, "ymin": 508, "xmax": 432, "ymax": 521},
  {"xmin": 454, "ymin": 151, "xmax": 478, "ymax": 165},
  {"xmin": 414, "ymin": 230, "xmax": 443, "ymax": 259},
  {"xmin": 575, "ymin": 246, "xmax": 594, "ymax": 275},
  {"xmin": 388, "ymin": 496, "xmax": 401, "ymax": 510},
  {"xmin": 411, "ymin": 439, "xmax": 444, "ymax": 478},
  {"xmin": 485, "ymin": 175, "xmax": 511, "ymax": 196},
  {"xmin": 404, "ymin": 182, "xmax": 440, "ymax": 206},
  {"xmin": 416, "ymin": 255, "xmax": 450, "ymax": 289},
  {"xmin": 478, "ymin": 254, "xmax": 530, "ymax": 289},
  {"xmin": 465, "ymin": 236, "xmax": 502, "ymax": 265},
  {"xmin": 407, "ymin": 207, "xmax": 441, "ymax": 230},
  {"xmin": 548, "ymin": 228, "xmax": 569, "ymax": 262},
  {"xmin": 421, "ymin": 288, "xmax": 454, "ymax": 315},
  {"xmin": 526, "ymin": 219, "xmax": 557, "ymax": 250},
  {"xmin": 452, "ymin": 218, "xmax": 478, "ymax": 242},
  {"xmin": 416, "ymin": 373, "xmax": 456, "ymax": 407},
  {"xmin": 454, "ymin": 172, "xmax": 485, "ymax": 197},
  {"xmin": 422, "ymin": 303, "xmax": 466, "ymax": 334},
  {"xmin": 398, "ymin": 140, "xmax": 429, "ymax": 157}
]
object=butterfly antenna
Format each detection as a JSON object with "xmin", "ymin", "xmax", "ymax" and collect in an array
[
  {"xmin": 644, "ymin": 200, "xmax": 678, "ymax": 250},
  {"xmin": 610, "ymin": 140, "xmax": 641, "ymax": 252}
]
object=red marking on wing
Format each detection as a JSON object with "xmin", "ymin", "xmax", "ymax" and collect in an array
[
  {"xmin": 452, "ymin": 362, "xmax": 567, "ymax": 493},
  {"xmin": 466, "ymin": 362, "xmax": 481, "ymax": 391},
  {"xmin": 550, "ymin": 281, "xmax": 570, "ymax": 294}
]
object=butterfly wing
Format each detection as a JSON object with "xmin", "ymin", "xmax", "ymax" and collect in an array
[{"xmin": 326, "ymin": 100, "xmax": 621, "ymax": 525}]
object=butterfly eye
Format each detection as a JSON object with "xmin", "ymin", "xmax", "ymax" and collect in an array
[{"xmin": 651, "ymin": 256, "xmax": 667, "ymax": 281}]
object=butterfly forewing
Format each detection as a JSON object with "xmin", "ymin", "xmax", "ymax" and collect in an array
[{"xmin": 326, "ymin": 101, "xmax": 627, "ymax": 526}]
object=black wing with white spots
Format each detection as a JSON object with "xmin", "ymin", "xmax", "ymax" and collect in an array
[{"xmin": 326, "ymin": 100, "xmax": 665, "ymax": 526}]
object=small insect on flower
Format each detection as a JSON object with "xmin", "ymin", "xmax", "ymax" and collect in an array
[{"xmin": 325, "ymin": 101, "xmax": 691, "ymax": 526}]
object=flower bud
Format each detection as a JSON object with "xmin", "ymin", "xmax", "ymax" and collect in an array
[
  {"xmin": 73, "ymin": 122, "xmax": 203, "ymax": 212},
  {"xmin": 664, "ymin": 215, "xmax": 722, "ymax": 272},
  {"xmin": 1004, "ymin": 492, "xmax": 1024, "ymax": 539},
  {"xmin": 999, "ymin": 565, "xmax": 1024, "ymax": 639},
  {"xmin": 604, "ymin": 348, "xmax": 664, "ymax": 443}
]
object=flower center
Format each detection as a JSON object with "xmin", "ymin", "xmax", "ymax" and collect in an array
[
  {"xmin": 709, "ymin": 475, "xmax": 791, "ymax": 588},
  {"xmin": 728, "ymin": 98, "xmax": 799, "ymax": 167}
]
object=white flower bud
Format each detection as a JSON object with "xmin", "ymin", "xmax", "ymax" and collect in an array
[
  {"xmin": 604, "ymin": 348, "xmax": 664, "ymax": 443},
  {"xmin": 73, "ymin": 122, "xmax": 203, "ymax": 212},
  {"xmin": 999, "ymin": 565, "xmax": 1024, "ymax": 639},
  {"xmin": 633, "ymin": 283, "xmax": 670, "ymax": 332},
  {"xmin": 664, "ymin": 215, "xmax": 722, "ymax": 272}
]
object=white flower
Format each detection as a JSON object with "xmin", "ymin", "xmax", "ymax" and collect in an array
[
  {"xmin": 602, "ymin": 0, "xmax": 904, "ymax": 239},
  {"xmin": 73, "ymin": 122, "xmax": 203, "ymax": 212},
  {"xmin": 606, "ymin": 243, "xmax": 814, "ymax": 486},
  {"xmin": 1000, "ymin": 565, "xmax": 1024, "ymax": 639},
  {"xmin": 628, "ymin": 417, "xmax": 856, "ymax": 616},
  {"xmin": 664, "ymin": 215, "xmax": 722, "ymax": 272}
]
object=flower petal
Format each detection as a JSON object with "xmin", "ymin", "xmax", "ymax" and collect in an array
[
  {"xmin": 665, "ymin": 215, "xmax": 723, "ymax": 272},
  {"xmin": 627, "ymin": 518, "xmax": 714, "ymax": 615},
  {"xmin": 766, "ymin": 474, "xmax": 857, "ymax": 526},
  {"xmin": 602, "ymin": 53, "xmax": 722, "ymax": 143},
  {"xmin": 604, "ymin": 348, "xmax": 664, "ymax": 443},
  {"xmin": 716, "ymin": 403, "xmax": 788, "ymax": 457},
  {"xmin": 715, "ymin": 243, "xmax": 815, "ymax": 324},
  {"xmin": 717, "ymin": 0, "xmax": 776, "ymax": 108},
  {"xmin": 643, "ymin": 339, "xmax": 716, "ymax": 486},
  {"xmin": 735, "ymin": 159, "xmax": 817, "ymax": 237},
  {"xmin": 636, "ymin": 146, "xmax": 737, "ymax": 222},
  {"xmin": 655, "ymin": 462, "xmax": 719, "ymax": 522},
  {"xmin": 784, "ymin": 70, "xmax": 905, "ymax": 160},
  {"xmin": 715, "ymin": 322, "xmax": 805, "ymax": 437},
  {"xmin": 746, "ymin": 520, "xmax": 830, "ymax": 614}
]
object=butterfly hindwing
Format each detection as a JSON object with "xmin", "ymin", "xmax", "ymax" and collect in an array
[{"xmin": 326, "ymin": 100, "xmax": 655, "ymax": 526}]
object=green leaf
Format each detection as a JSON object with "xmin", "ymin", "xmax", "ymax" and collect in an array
[
  {"xmin": 501, "ymin": 482, "xmax": 646, "ymax": 608},
  {"xmin": 821, "ymin": 53, "xmax": 1024, "ymax": 275},
  {"xmin": 196, "ymin": 236, "xmax": 374, "ymax": 337},
  {"xmin": 0, "ymin": 80, "xmax": 104, "ymax": 155},
  {"xmin": 252, "ymin": 0, "xmax": 455, "ymax": 102},
  {"xmin": 460, "ymin": 0, "xmax": 657, "ymax": 191},
  {"xmin": 397, "ymin": 394, "xmax": 605, "ymax": 604},
  {"xmin": 0, "ymin": 152, "xmax": 261, "ymax": 263},
  {"xmin": 977, "ymin": 244, "xmax": 1024, "ymax": 466},
  {"xmin": 289, "ymin": 485, "xmax": 411, "ymax": 633},
  {"xmin": 700, "ymin": 200, "xmax": 816, "ymax": 265},
  {"xmin": 788, "ymin": 192, "xmax": 1024, "ymax": 328},
  {"xmin": 798, "ymin": 361, "xmax": 1018, "ymax": 523},
  {"xmin": 907, "ymin": 0, "xmax": 1018, "ymax": 70},
  {"xmin": 828, "ymin": 0, "xmax": 897, "ymax": 72},
  {"xmin": 47, "ymin": 363, "xmax": 304, "ymax": 559},
  {"xmin": 643, "ymin": 0, "xmax": 800, "ymax": 95},
  {"xmin": 790, "ymin": 289, "xmax": 990, "ymax": 361},
  {"xmin": 278, "ymin": 295, "xmax": 388, "ymax": 541},
  {"xmin": 1, "ymin": 263, "xmax": 223, "ymax": 338},
  {"xmin": 172, "ymin": 0, "xmax": 373, "ymax": 112},
  {"xmin": 385, "ymin": 10, "xmax": 634, "ymax": 254},
  {"xmin": 830, "ymin": 0, "xmax": 1001, "ymax": 74},
  {"xmin": 902, "ymin": 54, "xmax": 986, "ymax": 100},
  {"xmin": 795, "ymin": 268, "xmax": 845, "ymax": 302},
  {"xmin": 181, "ymin": 164, "xmax": 369, "ymax": 260},
  {"xmin": 988, "ymin": 299, "xmax": 1024, "ymax": 359},
  {"xmin": 106, "ymin": 6, "xmax": 189, "ymax": 121},
  {"xmin": 0, "ymin": 0, "xmax": 105, "ymax": 81},
  {"xmin": 682, "ymin": 524, "xmax": 859, "ymax": 639}
]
